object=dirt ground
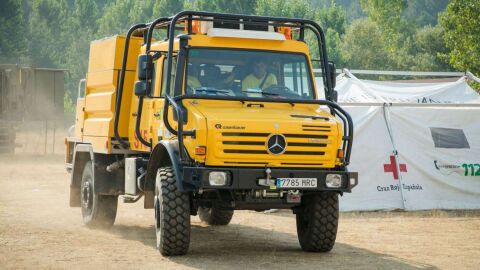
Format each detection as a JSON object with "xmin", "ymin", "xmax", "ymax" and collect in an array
[{"xmin": 1, "ymin": 155, "xmax": 479, "ymax": 270}]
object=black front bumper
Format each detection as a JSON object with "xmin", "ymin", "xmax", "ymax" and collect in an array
[{"xmin": 183, "ymin": 167, "xmax": 358, "ymax": 192}]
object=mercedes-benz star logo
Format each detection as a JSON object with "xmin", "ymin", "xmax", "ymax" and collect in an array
[{"xmin": 266, "ymin": 134, "xmax": 287, "ymax": 155}]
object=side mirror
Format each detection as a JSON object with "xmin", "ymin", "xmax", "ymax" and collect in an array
[
  {"xmin": 134, "ymin": 80, "xmax": 149, "ymax": 97},
  {"xmin": 137, "ymin": 54, "xmax": 153, "ymax": 80},
  {"xmin": 135, "ymin": 54, "xmax": 153, "ymax": 97},
  {"xmin": 328, "ymin": 61, "xmax": 336, "ymax": 89},
  {"xmin": 331, "ymin": 90, "xmax": 338, "ymax": 102}
]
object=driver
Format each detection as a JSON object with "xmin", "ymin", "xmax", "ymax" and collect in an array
[
  {"xmin": 241, "ymin": 59, "xmax": 277, "ymax": 92},
  {"xmin": 186, "ymin": 64, "xmax": 201, "ymax": 92}
]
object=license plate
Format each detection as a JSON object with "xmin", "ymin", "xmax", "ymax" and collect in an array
[{"xmin": 276, "ymin": 178, "xmax": 317, "ymax": 188}]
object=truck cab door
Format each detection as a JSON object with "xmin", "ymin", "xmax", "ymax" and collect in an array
[{"xmin": 74, "ymin": 79, "xmax": 86, "ymax": 140}]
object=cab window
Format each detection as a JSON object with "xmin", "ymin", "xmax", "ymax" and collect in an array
[{"xmin": 161, "ymin": 57, "xmax": 177, "ymax": 97}]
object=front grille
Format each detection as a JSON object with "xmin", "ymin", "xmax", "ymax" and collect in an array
[
  {"xmin": 223, "ymin": 141, "xmax": 264, "ymax": 145},
  {"xmin": 288, "ymin": 142, "xmax": 326, "ymax": 147},
  {"xmin": 224, "ymin": 149, "xmax": 267, "ymax": 154},
  {"xmin": 284, "ymin": 134, "xmax": 328, "ymax": 139},
  {"xmin": 302, "ymin": 124, "xmax": 331, "ymax": 132},
  {"xmin": 284, "ymin": 151, "xmax": 325, "ymax": 155},
  {"xmin": 209, "ymin": 122, "xmax": 338, "ymax": 167},
  {"xmin": 282, "ymin": 162, "xmax": 324, "ymax": 166},
  {"xmin": 220, "ymin": 131, "xmax": 331, "ymax": 156},
  {"xmin": 224, "ymin": 161, "xmax": 269, "ymax": 165},
  {"xmin": 222, "ymin": 132, "xmax": 269, "ymax": 137}
]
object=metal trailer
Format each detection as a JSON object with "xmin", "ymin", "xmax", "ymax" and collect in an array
[{"xmin": 0, "ymin": 64, "xmax": 65, "ymax": 153}]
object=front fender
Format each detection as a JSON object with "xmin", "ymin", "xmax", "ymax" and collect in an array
[
  {"xmin": 146, "ymin": 140, "xmax": 187, "ymax": 193},
  {"xmin": 69, "ymin": 144, "xmax": 94, "ymax": 207}
]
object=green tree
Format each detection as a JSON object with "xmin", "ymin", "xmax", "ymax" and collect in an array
[
  {"xmin": 190, "ymin": 0, "xmax": 256, "ymax": 14},
  {"xmin": 0, "ymin": 0, "xmax": 27, "ymax": 63},
  {"xmin": 64, "ymin": 0, "xmax": 100, "ymax": 97},
  {"xmin": 360, "ymin": 0, "xmax": 407, "ymax": 50},
  {"xmin": 325, "ymin": 28, "xmax": 343, "ymax": 66},
  {"xmin": 403, "ymin": 0, "xmax": 448, "ymax": 27},
  {"xmin": 97, "ymin": 0, "xmax": 135, "ymax": 37},
  {"xmin": 153, "ymin": 0, "xmax": 184, "ymax": 17},
  {"xmin": 129, "ymin": 0, "xmax": 155, "ymax": 23},
  {"xmin": 97, "ymin": 0, "xmax": 184, "ymax": 38},
  {"xmin": 27, "ymin": 0, "xmax": 70, "ymax": 67},
  {"xmin": 341, "ymin": 18, "xmax": 391, "ymax": 69},
  {"xmin": 316, "ymin": 1, "xmax": 346, "ymax": 35},
  {"xmin": 408, "ymin": 25, "xmax": 451, "ymax": 71},
  {"xmin": 315, "ymin": 2, "xmax": 347, "ymax": 66},
  {"xmin": 255, "ymin": 0, "xmax": 313, "ymax": 18},
  {"xmin": 440, "ymin": 0, "xmax": 480, "ymax": 76}
]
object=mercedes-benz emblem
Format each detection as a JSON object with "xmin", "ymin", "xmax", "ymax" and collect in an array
[{"xmin": 266, "ymin": 134, "xmax": 287, "ymax": 155}]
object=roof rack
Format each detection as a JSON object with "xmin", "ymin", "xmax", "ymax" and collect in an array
[{"xmin": 146, "ymin": 11, "xmax": 332, "ymax": 98}]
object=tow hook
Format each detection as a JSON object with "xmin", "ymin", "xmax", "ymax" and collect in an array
[
  {"xmin": 257, "ymin": 168, "xmax": 276, "ymax": 188},
  {"xmin": 266, "ymin": 168, "xmax": 272, "ymax": 181}
]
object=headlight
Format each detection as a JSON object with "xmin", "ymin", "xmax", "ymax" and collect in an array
[
  {"xmin": 326, "ymin": 174, "xmax": 343, "ymax": 188},
  {"xmin": 208, "ymin": 171, "xmax": 228, "ymax": 186}
]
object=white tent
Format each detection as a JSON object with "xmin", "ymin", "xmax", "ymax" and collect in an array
[
  {"xmin": 316, "ymin": 69, "xmax": 480, "ymax": 103},
  {"xmin": 317, "ymin": 70, "xmax": 480, "ymax": 211}
]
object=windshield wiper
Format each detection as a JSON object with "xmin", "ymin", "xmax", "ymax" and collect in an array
[
  {"xmin": 243, "ymin": 89, "xmax": 278, "ymax": 96},
  {"xmin": 193, "ymin": 87, "xmax": 230, "ymax": 94}
]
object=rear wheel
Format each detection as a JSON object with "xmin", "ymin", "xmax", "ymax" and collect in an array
[
  {"xmin": 198, "ymin": 205, "xmax": 234, "ymax": 225},
  {"xmin": 154, "ymin": 167, "xmax": 191, "ymax": 256},
  {"xmin": 296, "ymin": 192, "xmax": 339, "ymax": 252},
  {"xmin": 80, "ymin": 161, "xmax": 117, "ymax": 228}
]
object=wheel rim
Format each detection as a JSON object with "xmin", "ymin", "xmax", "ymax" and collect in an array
[{"xmin": 81, "ymin": 177, "xmax": 93, "ymax": 216}]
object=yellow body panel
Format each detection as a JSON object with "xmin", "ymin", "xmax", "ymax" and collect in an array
[
  {"xmin": 75, "ymin": 35, "xmax": 142, "ymax": 153},
  {"xmin": 83, "ymin": 136, "xmax": 110, "ymax": 154},
  {"xmin": 74, "ymin": 98, "xmax": 85, "ymax": 139},
  {"xmin": 188, "ymin": 35, "xmax": 311, "ymax": 54},
  {"xmin": 88, "ymin": 35, "xmax": 142, "ymax": 72},
  {"xmin": 182, "ymin": 100, "xmax": 341, "ymax": 168}
]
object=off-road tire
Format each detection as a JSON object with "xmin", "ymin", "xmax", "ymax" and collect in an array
[
  {"xmin": 296, "ymin": 192, "xmax": 338, "ymax": 252},
  {"xmin": 155, "ymin": 167, "xmax": 190, "ymax": 256},
  {"xmin": 80, "ymin": 161, "xmax": 118, "ymax": 228},
  {"xmin": 198, "ymin": 206, "xmax": 234, "ymax": 225}
]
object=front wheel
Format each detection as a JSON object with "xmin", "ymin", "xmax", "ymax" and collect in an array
[
  {"xmin": 154, "ymin": 167, "xmax": 191, "ymax": 256},
  {"xmin": 80, "ymin": 161, "xmax": 118, "ymax": 228},
  {"xmin": 296, "ymin": 192, "xmax": 339, "ymax": 252}
]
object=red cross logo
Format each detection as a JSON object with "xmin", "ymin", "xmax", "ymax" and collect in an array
[{"xmin": 384, "ymin": 155, "xmax": 407, "ymax": 180}]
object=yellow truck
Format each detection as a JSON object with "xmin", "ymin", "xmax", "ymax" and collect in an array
[{"xmin": 65, "ymin": 11, "xmax": 357, "ymax": 256}]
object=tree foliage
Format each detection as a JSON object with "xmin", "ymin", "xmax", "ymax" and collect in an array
[
  {"xmin": 255, "ymin": 0, "xmax": 313, "ymax": 18},
  {"xmin": 28, "ymin": 0, "xmax": 70, "ymax": 67},
  {"xmin": 66, "ymin": 0, "xmax": 100, "ymax": 91},
  {"xmin": 315, "ymin": 2, "xmax": 347, "ymax": 66},
  {"xmin": 440, "ymin": 0, "xmax": 480, "ymax": 76},
  {"xmin": 360, "ymin": 0, "xmax": 407, "ymax": 51},
  {"xmin": 191, "ymin": 0, "xmax": 256, "ymax": 14},
  {"xmin": 0, "ymin": 0, "xmax": 26, "ymax": 63},
  {"xmin": 339, "ymin": 0, "xmax": 453, "ymax": 73},
  {"xmin": 341, "ymin": 19, "xmax": 390, "ymax": 70},
  {"xmin": 403, "ymin": 0, "xmax": 449, "ymax": 27}
]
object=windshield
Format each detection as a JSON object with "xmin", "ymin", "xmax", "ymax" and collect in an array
[{"xmin": 185, "ymin": 48, "xmax": 315, "ymax": 100}]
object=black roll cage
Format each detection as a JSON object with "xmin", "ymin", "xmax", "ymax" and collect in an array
[{"xmin": 113, "ymin": 11, "xmax": 352, "ymax": 166}]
